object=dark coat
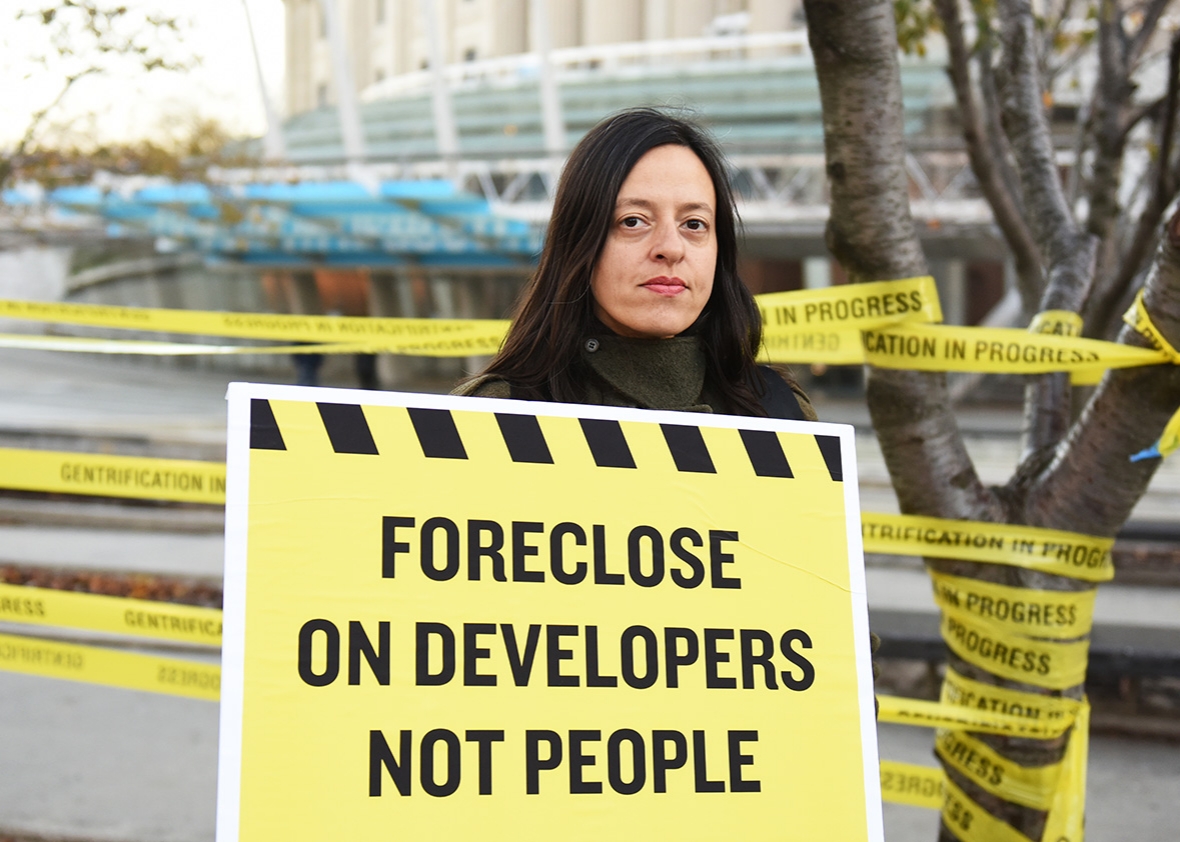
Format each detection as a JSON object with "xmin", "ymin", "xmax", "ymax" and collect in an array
[{"xmin": 452, "ymin": 331, "xmax": 818, "ymax": 421}]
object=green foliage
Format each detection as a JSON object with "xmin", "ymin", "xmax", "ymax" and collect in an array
[{"xmin": 894, "ymin": 0, "xmax": 941, "ymax": 56}]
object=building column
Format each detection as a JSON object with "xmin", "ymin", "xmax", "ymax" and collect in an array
[{"xmin": 803, "ymin": 257, "xmax": 830, "ymax": 290}]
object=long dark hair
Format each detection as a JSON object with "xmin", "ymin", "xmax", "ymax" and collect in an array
[{"xmin": 473, "ymin": 107, "xmax": 766, "ymax": 415}]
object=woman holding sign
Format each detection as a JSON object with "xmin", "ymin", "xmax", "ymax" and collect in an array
[{"xmin": 454, "ymin": 107, "xmax": 816, "ymax": 422}]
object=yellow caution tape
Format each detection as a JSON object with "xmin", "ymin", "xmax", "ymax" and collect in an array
[
  {"xmin": 3, "ymin": 278, "xmax": 1177, "ymax": 381},
  {"xmin": 757, "ymin": 277, "xmax": 939, "ymax": 365},
  {"xmin": 1123, "ymin": 290, "xmax": 1180, "ymax": 363},
  {"xmin": 1029, "ymin": 310, "xmax": 1084, "ymax": 337},
  {"xmin": 861, "ymin": 322, "xmax": 1169, "ymax": 374},
  {"xmin": 861, "ymin": 513, "xmax": 1114, "ymax": 582},
  {"xmin": 876, "ymin": 694, "xmax": 1074, "ymax": 739},
  {"xmin": 1155, "ymin": 406, "xmax": 1180, "ymax": 459},
  {"xmin": 934, "ymin": 728, "xmax": 1061, "ymax": 810},
  {"xmin": 882, "ymin": 679, "xmax": 1089, "ymax": 829},
  {"xmin": 1124, "ymin": 293, "xmax": 1180, "ymax": 458},
  {"xmin": 758, "ymin": 327, "xmax": 866, "ymax": 365},
  {"xmin": 0, "ymin": 333, "xmax": 375, "ymax": 356},
  {"xmin": 942, "ymin": 773, "xmax": 1036, "ymax": 842},
  {"xmin": 0, "ymin": 298, "xmax": 509, "ymax": 354},
  {"xmin": 940, "ymin": 610, "xmax": 1089, "ymax": 690},
  {"xmin": 941, "ymin": 666, "xmax": 1081, "ymax": 726},
  {"xmin": 0, "ymin": 450, "xmax": 1123, "ymax": 584},
  {"xmin": 1041, "ymin": 700, "xmax": 1088, "ymax": 842},
  {"xmin": 0, "ymin": 447, "xmax": 226, "ymax": 504},
  {"xmin": 930, "ymin": 572, "xmax": 1096, "ymax": 640},
  {"xmin": 757, "ymin": 275, "xmax": 942, "ymax": 332},
  {"xmin": 0, "ymin": 631, "xmax": 219, "ymax": 701},
  {"xmin": 0, "ymin": 583, "xmax": 222, "ymax": 646},
  {"xmin": 879, "ymin": 760, "xmax": 944, "ymax": 810}
]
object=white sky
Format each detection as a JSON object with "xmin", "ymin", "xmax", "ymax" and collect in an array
[{"xmin": 1, "ymin": 0, "xmax": 286, "ymax": 149}]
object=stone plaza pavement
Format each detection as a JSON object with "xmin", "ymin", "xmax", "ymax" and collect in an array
[{"xmin": 0, "ymin": 348, "xmax": 1177, "ymax": 840}]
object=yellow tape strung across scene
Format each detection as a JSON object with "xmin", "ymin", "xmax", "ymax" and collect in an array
[
  {"xmin": 0, "ymin": 447, "xmax": 226, "ymax": 505},
  {"xmin": 0, "ymin": 583, "xmax": 222, "ymax": 647},
  {"xmin": 1142, "ymin": 406, "xmax": 1180, "ymax": 460},
  {"xmin": 1122, "ymin": 291, "xmax": 1180, "ymax": 459},
  {"xmin": 0, "ymin": 334, "xmax": 376, "ymax": 356},
  {"xmin": 0, "ymin": 298, "xmax": 509, "ymax": 355},
  {"xmin": 1123, "ymin": 290, "xmax": 1180, "ymax": 363},
  {"xmin": 0, "ymin": 630, "xmax": 219, "ymax": 701},
  {"xmin": 941, "ymin": 666, "xmax": 1081, "ymax": 726},
  {"xmin": 757, "ymin": 276, "xmax": 941, "ymax": 364},
  {"xmin": 858, "ymin": 322, "xmax": 1169, "ymax": 374},
  {"xmin": 3, "ymin": 277, "xmax": 1177, "ymax": 383},
  {"xmin": 1041, "ymin": 701, "xmax": 1089, "ymax": 842},
  {"xmin": 757, "ymin": 276, "xmax": 943, "ymax": 330},
  {"xmin": 879, "ymin": 760, "xmax": 945, "ymax": 810},
  {"xmin": 940, "ymin": 610, "xmax": 1089, "ymax": 691},
  {"xmin": 758, "ymin": 327, "xmax": 866, "ymax": 365},
  {"xmin": 1, "ymin": 450, "xmax": 1121, "ymax": 585},
  {"xmin": 882, "ymin": 676, "xmax": 1089, "ymax": 830},
  {"xmin": 930, "ymin": 572, "xmax": 1096, "ymax": 641},
  {"xmin": 942, "ymin": 773, "xmax": 1037, "ymax": 842},
  {"xmin": 861, "ymin": 512, "xmax": 1114, "ymax": 582},
  {"xmin": 934, "ymin": 728, "xmax": 1061, "ymax": 811},
  {"xmin": 876, "ymin": 695, "xmax": 1074, "ymax": 739},
  {"xmin": 1029, "ymin": 310, "xmax": 1084, "ymax": 337}
]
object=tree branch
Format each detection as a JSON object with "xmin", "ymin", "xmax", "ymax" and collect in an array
[
  {"xmin": 936, "ymin": 0, "xmax": 1044, "ymax": 310},
  {"xmin": 12, "ymin": 66, "xmax": 100, "ymax": 159},
  {"xmin": 803, "ymin": 0, "xmax": 996, "ymax": 520},
  {"xmin": 1127, "ymin": 0, "xmax": 1172, "ymax": 67},
  {"xmin": 996, "ymin": 0, "xmax": 1098, "ymax": 459},
  {"xmin": 1086, "ymin": 32, "xmax": 1180, "ymax": 339},
  {"xmin": 1028, "ymin": 209, "xmax": 1180, "ymax": 534},
  {"xmin": 1085, "ymin": 0, "xmax": 1132, "ymax": 247},
  {"xmin": 979, "ymin": 36, "xmax": 1028, "ymax": 222}
]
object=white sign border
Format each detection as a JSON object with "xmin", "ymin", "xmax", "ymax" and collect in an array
[{"xmin": 216, "ymin": 381, "xmax": 882, "ymax": 842}]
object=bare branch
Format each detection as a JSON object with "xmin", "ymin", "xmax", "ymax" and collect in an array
[
  {"xmin": 1087, "ymin": 31, "xmax": 1180, "ymax": 338},
  {"xmin": 1085, "ymin": 1, "xmax": 1133, "ymax": 246},
  {"xmin": 996, "ymin": 0, "xmax": 1093, "ymax": 279},
  {"xmin": 978, "ymin": 31, "xmax": 1028, "ymax": 213},
  {"xmin": 1029, "ymin": 209, "xmax": 1180, "ymax": 534},
  {"xmin": 12, "ymin": 66, "xmax": 101, "ymax": 159},
  {"xmin": 996, "ymin": 0, "xmax": 1099, "ymax": 458},
  {"xmin": 1127, "ymin": 0, "xmax": 1171, "ymax": 67},
  {"xmin": 1119, "ymin": 95, "xmax": 1165, "ymax": 144},
  {"xmin": 936, "ymin": 0, "xmax": 1044, "ymax": 309}
]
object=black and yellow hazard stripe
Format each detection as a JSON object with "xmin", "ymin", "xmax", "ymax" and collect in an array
[{"xmin": 248, "ymin": 398, "xmax": 847, "ymax": 482}]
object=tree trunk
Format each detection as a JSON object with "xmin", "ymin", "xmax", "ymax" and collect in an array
[{"xmin": 802, "ymin": 1, "xmax": 1180, "ymax": 840}]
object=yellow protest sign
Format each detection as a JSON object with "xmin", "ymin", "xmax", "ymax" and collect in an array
[{"xmin": 218, "ymin": 385, "xmax": 880, "ymax": 842}]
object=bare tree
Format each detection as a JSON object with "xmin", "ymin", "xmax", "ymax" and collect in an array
[
  {"xmin": 803, "ymin": 0, "xmax": 1180, "ymax": 838},
  {"xmin": 2, "ymin": 1, "xmax": 193, "ymax": 189}
]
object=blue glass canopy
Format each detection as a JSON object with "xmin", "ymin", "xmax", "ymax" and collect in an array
[{"xmin": 4, "ymin": 179, "xmax": 543, "ymax": 268}]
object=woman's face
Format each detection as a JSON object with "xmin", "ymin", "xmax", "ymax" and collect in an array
[{"xmin": 590, "ymin": 144, "xmax": 718, "ymax": 339}]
